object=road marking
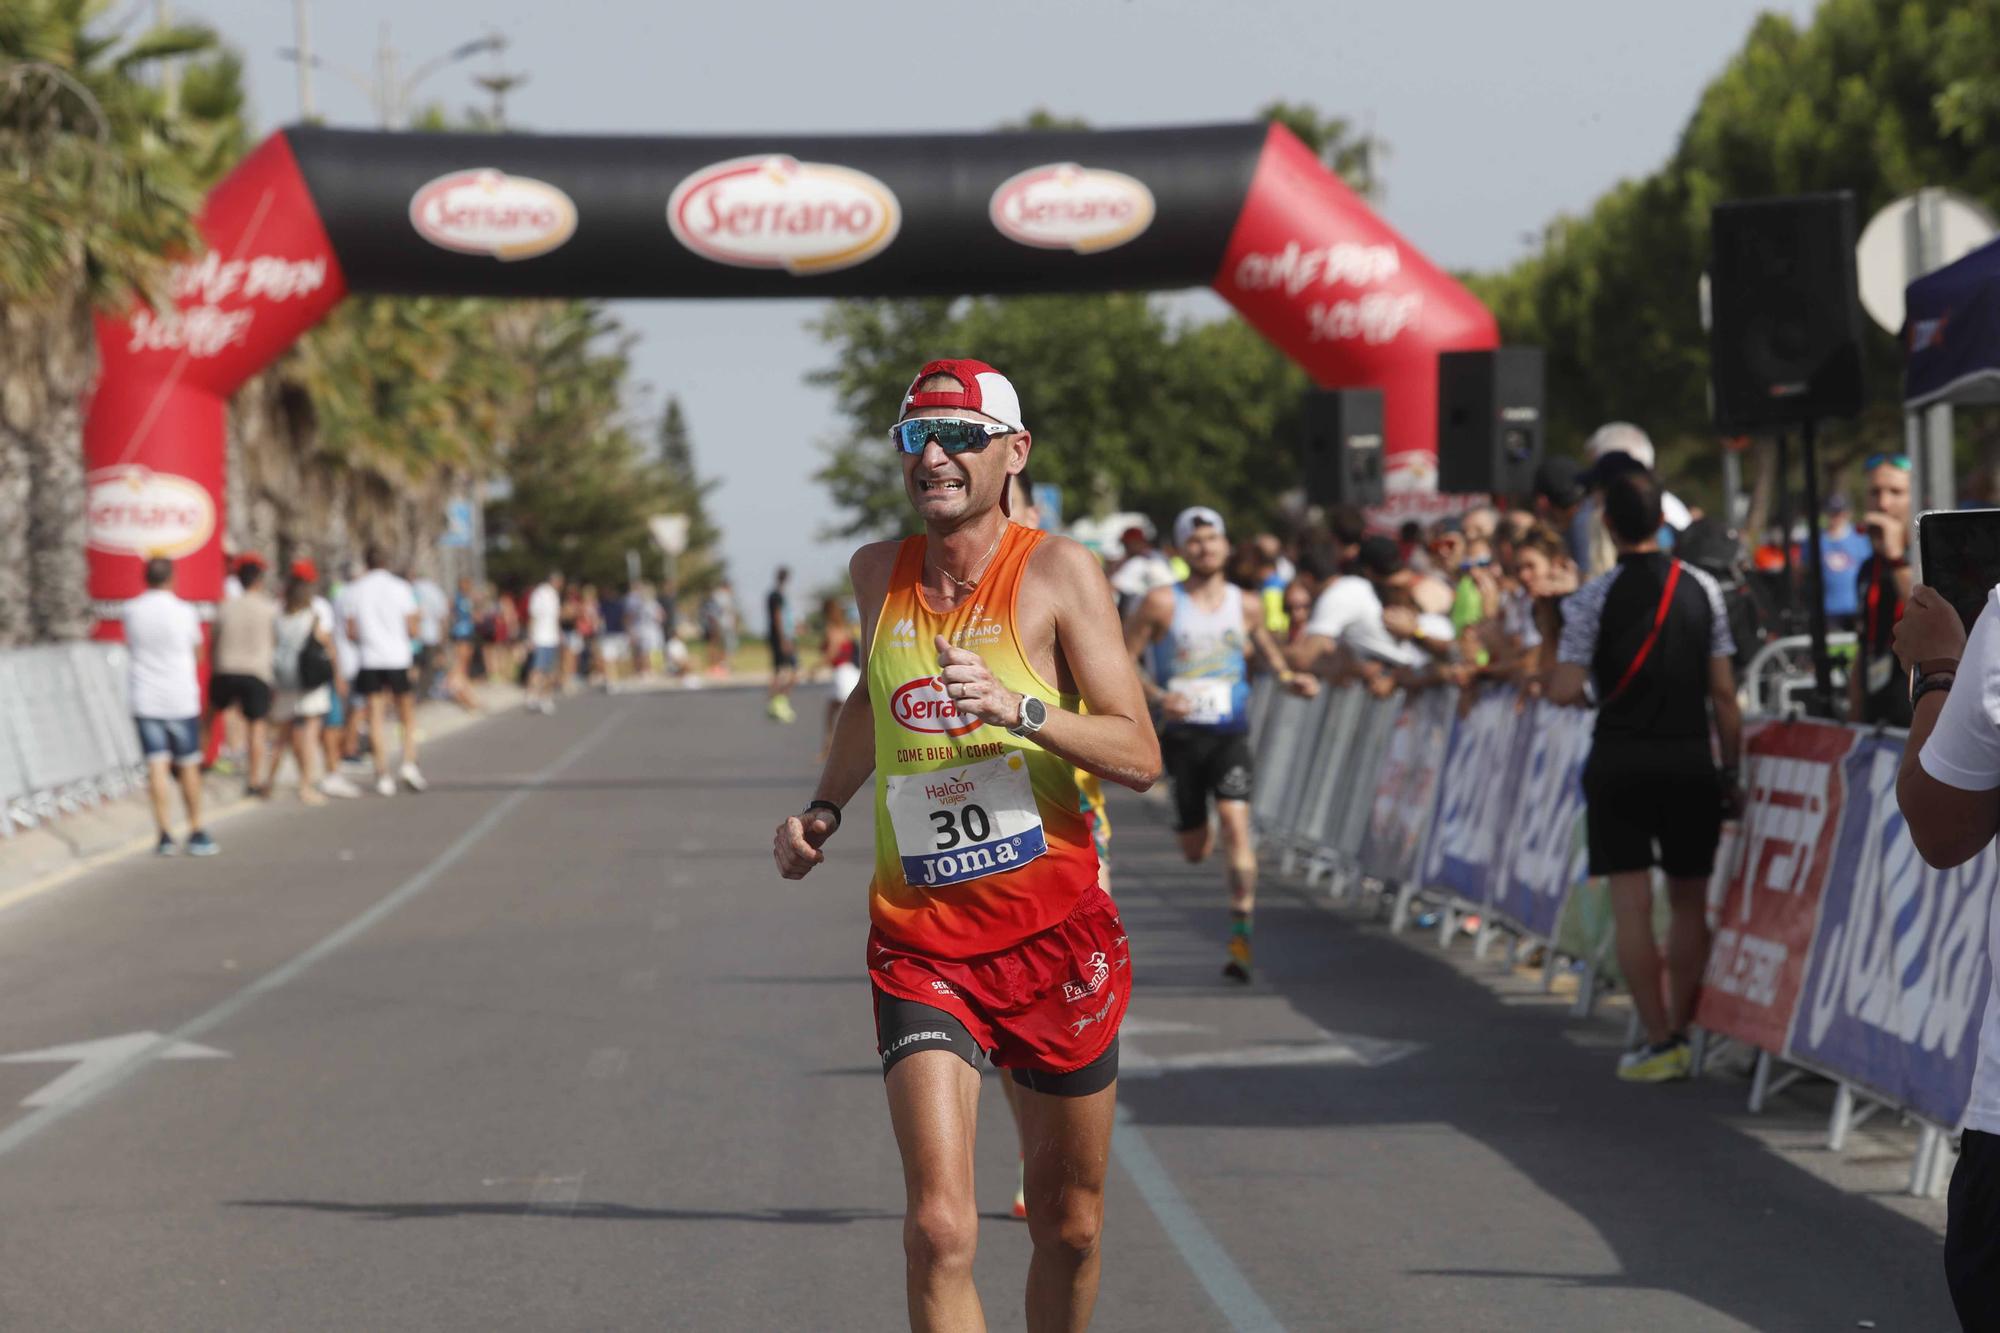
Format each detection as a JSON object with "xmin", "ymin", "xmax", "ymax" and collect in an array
[
  {"xmin": 1112, "ymin": 1102, "xmax": 1286, "ymax": 1333},
  {"xmin": 1121, "ymin": 1032, "xmax": 1422, "ymax": 1080},
  {"xmin": 0, "ymin": 1032, "xmax": 227, "ymax": 1108},
  {"xmin": 0, "ymin": 710, "xmax": 628, "ymax": 1161}
]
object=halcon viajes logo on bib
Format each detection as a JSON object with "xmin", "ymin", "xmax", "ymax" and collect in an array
[
  {"xmin": 85, "ymin": 466, "xmax": 215, "ymax": 558},
  {"xmin": 990, "ymin": 163, "xmax": 1155, "ymax": 254},
  {"xmin": 890, "ymin": 677, "xmax": 983, "ymax": 737},
  {"xmin": 667, "ymin": 155, "xmax": 901, "ymax": 274},
  {"xmin": 409, "ymin": 169, "xmax": 577, "ymax": 261}
]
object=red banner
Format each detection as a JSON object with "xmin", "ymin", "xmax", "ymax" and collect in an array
[
  {"xmin": 1211, "ymin": 125, "xmax": 1498, "ymax": 493},
  {"xmin": 1695, "ymin": 721, "xmax": 1859, "ymax": 1052},
  {"xmin": 85, "ymin": 133, "xmax": 345, "ymax": 619}
]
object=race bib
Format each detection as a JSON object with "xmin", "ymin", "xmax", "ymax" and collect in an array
[
  {"xmin": 886, "ymin": 752, "xmax": 1048, "ymax": 888},
  {"xmin": 1865, "ymin": 652, "xmax": 1896, "ymax": 696},
  {"xmin": 1168, "ymin": 676, "xmax": 1236, "ymax": 726}
]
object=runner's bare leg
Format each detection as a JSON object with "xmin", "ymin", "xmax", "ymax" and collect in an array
[
  {"xmin": 1017, "ymin": 1076, "xmax": 1116, "ymax": 1332},
  {"xmin": 1609, "ymin": 870, "xmax": 1670, "ymax": 1045},
  {"xmin": 886, "ymin": 1050, "xmax": 985, "ymax": 1332},
  {"xmin": 1176, "ymin": 823, "xmax": 1214, "ymax": 863},
  {"xmin": 1664, "ymin": 877, "xmax": 1712, "ymax": 1034},
  {"xmin": 1216, "ymin": 800, "xmax": 1255, "ymax": 914}
]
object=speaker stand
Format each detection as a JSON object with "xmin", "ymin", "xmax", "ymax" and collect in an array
[{"xmin": 1795, "ymin": 418, "xmax": 1837, "ymax": 719}]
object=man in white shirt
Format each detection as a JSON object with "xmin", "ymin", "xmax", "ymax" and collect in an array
[
  {"xmin": 1893, "ymin": 580, "xmax": 2000, "ymax": 1323},
  {"xmin": 124, "ymin": 558, "xmax": 217, "ymax": 856},
  {"xmin": 342, "ymin": 547, "xmax": 425, "ymax": 796},
  {"xmin": 1286, "ymin": 536, "xmax": 1429, "ymax": 694},
  {"xmin": 525, "ymin": 572, "xmax": 564, "ymax": 715}
]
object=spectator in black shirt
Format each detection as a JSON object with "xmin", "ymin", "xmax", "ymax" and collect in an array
[
  {"xmin": 1548, "ymin": 468, "xmax": 1743, "ymax": 1083},
  {"xmin": 1849, "ymin": 453, "xmax": 1915, "ymax": 727}
]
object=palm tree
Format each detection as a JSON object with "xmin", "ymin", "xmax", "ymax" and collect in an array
[{"xmin": 0, "ymin": 0, "xmax": 244, "ymax": 641}]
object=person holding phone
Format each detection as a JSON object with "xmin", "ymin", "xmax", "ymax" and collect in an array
[
  {"xmin": 1851, "ymin": 453, "xmax": 1916, "ymax": 726},
  {"xmin": 1892, "ymin": 572, "xmax": 2000, "ymax": 1326}
]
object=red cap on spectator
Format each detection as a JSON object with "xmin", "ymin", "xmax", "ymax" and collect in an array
[
  {"xmin": 290, "ymin": 558, "xmax": 318, "ymax": 582},
  {"xmin": 235, "ymin": 552, "xmax": 266, "ymax": 574}
]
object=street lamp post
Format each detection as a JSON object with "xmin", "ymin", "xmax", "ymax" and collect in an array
[{"xmin": 277, "ymin": 16, "xmax": 506, "ymax": 127}]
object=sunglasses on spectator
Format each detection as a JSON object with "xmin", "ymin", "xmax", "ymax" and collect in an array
[
  {"xmin": 1865, "ymin": 452, "xmax": 1912, "ymax": 471},
  {"xmin": 888, "ymin": 418, "xmax": 1013, "ymax": 455}
]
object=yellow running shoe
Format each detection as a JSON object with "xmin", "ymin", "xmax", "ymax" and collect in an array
[
  {"xmin": 1222, "ymin": 934, "xmax": 1252, "ymax": 984},
  {"xmin": 1617, "ymin": 1040, "xmax": 1692, "ymax": 1083}
]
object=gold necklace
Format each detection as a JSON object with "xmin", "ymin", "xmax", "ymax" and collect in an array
[{"xmin": 936, "ymin": 527, "xmax": 1003, "ymax": 595}]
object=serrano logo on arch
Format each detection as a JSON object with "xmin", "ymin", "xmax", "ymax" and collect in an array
[
  {"xmin": 85, "ymin": 466, "xmax": 215, "ymax": 559},
  {"xmin": 890, "ymin": 677, "xmax": 983, "ymax": 737},
  {"xmin": 990, "ymin": 163, "xmax": 1155, "ymax": 254},
  {"xmin": 409, "ymin": 169, "xmax": 577, "ymax": 261},
  {"xmin": 668, "ymin": 155, "xmax": 901, "ymax": 274}
]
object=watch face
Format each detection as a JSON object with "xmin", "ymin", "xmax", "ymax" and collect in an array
[{"xmin": 1028, "ymin": 697, "xmax": 1048, "ymax": 726}]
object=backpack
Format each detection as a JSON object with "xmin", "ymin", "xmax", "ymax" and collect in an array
[{"xmin": 297, "ymin": 632, "xmax": 334, "ymax": 691}]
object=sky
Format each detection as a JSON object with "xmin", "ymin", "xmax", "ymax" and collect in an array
[{"xmin": 179, "ymin": 0, "xmax": 1819, "ymax": 596}]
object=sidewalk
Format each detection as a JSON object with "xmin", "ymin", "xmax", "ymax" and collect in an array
[{"xmin": 0, "ymin": 681, "xmax": 525, "ymax": 908}]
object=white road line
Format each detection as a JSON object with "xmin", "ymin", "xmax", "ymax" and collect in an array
[
  {"xmin": 0, "ymin": 710, "xmax": 629, "ymax": 1161},
  {"xmin": 1113, "ymin": 1098, "xmax": 1286, "ymax": 1332}
]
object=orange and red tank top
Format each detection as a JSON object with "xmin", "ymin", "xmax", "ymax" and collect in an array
[{"xmin": 868, "ymin": 523, "xmax": 1097, "ymax": 958}]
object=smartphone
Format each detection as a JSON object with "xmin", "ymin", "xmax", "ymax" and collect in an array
[{"xmin": 1915, "ymin": 508, "xmax": 2000, "ymax": 634}]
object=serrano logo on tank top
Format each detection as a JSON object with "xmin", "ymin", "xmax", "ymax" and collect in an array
[{"xmin": 890, "ymin": 677, "xmax": 983, "ymax": 736}]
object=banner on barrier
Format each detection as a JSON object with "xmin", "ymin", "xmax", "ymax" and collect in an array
[
  {"xmin": 1790, "ymin": 734, "xmax": 1995, "ymax": 1126},
  {"xmin": 1418, "ymin": 687, "xmax": 1527, "ymax": 910},
  {"xmin": 1696, "ymin": 720, "xmax": 1858, "ymax": 1053},
  {"xmin": 1489, "ymin": 700, "xmax": 1594, "ymax": 941},
  {"xmin": 1359, "ymin": 688, "xmax": 1455, "ymax": 886}
]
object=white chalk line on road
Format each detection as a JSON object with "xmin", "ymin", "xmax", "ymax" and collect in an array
[
  {"xmin": 1113, "ymin": 1094, "xmax": 1286, "ymax": 1332},
  {"xmin": 0, "ymin": 709, "xmax": 630, "ymax": 1161}
]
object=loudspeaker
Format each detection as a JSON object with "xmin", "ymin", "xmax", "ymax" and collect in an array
[
  {"xmin": 1436, "ymin": 348, "xmax": 1544, "ymax": 496},
  {"xmin": 1709, "ymin": 192, "xmax": 1864, "ymax": 430},
  {"xmin": 1302, "ymin": 388, "xmax": 1385, "ymax": 509}
]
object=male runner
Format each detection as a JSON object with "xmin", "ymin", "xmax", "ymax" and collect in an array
[
  {"xmin": 767, "ymin": 566, "xmax": 800, "ymax": 723},
  {"xmin": 1124, "ymin": 506, "xmax": 1315, "ymax": 983},
  {"xmin": 774, "ymin": 358, "xmax": 1159, "ymax": 1332}
]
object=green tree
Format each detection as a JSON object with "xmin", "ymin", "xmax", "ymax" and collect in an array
[{"xmin": 653, "ymin": 395, "xmax": 726, "ymax": 596}]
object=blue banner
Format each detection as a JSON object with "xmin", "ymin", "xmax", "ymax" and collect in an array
[
  {"xmin": 1418, "ymin": 688, "xmax": 1527, "ymax": 910},
  {"xmin": 1489, "ymin": 701, "xmax": 1593, "ymax": 941},
  {"xmin": 1789, "ymin": 733, "xmax": 1995, "ymax": 1126}
]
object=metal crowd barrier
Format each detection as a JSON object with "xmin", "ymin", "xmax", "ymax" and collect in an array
[{"xmin": 0, "ymin": 643, "xmax": 145, "ymax": 837}]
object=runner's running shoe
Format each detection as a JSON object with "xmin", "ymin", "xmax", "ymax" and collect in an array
[
  {"xmin": 1617, "ymin": 1038, "xmax": 1692, "ymax": 1083},
  {"xmin": 1222, "ymin": 935, "xmax": 1253, "ymax": 984}
]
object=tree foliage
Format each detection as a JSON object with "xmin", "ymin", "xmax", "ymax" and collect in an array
[{"xmin": 1470, "ymin": 0, "xmax": 2000, "ymax": 508}]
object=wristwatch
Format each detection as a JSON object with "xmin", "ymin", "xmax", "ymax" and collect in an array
[{"xmin": 1008, "ymin": 694, "xmax": 1049, "ymax": 738}]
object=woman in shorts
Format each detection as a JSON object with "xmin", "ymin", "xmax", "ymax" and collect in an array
[{"xmin": 263, "ymin": 574, "xmax": 339, "ymax": 803}]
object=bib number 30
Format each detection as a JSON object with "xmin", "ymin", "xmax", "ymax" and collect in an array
[{"xmin": 887, "ymin": 753, "xmax": 1048, "ymax": 888}]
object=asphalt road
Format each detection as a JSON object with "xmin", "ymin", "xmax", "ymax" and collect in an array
[{"xmin": 0, "ymin": 686, "xmax": 1957, "ymax": 1331}]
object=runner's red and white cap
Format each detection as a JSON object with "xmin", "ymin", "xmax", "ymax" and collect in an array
[{"xmin": 900, "ymin": 358, "xmax": 1025, "ymax": 432}]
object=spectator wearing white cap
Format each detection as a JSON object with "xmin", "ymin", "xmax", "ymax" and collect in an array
[
  {"xmin": 1125, "ymin": 506, "xmax": 1314, "ymax": 984},
  {"xmin": 1578, "ymin": 423, "xmax": 1694, "ymax": 578}
]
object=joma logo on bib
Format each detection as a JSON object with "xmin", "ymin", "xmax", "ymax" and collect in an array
[{"xmin": 891, "ymin": 678, "xmax": 983, "ymax": 736}]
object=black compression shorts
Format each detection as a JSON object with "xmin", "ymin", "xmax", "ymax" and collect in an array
[
  {"xmin": 872, "ymin": 988, "xmax": 1119, "ymax": 1097},
  {"xmin": 1160, "ymin": 728, "xmax": 1254, "ymax": 832}
]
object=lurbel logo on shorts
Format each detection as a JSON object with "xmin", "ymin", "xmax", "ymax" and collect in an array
[
  {"xmin": 668, "ymin": 155, "xmax": 901, "ymax": 274},
  {"xmin": 890, "ymin": 677, "xmax": 982, "ymax": 737}
]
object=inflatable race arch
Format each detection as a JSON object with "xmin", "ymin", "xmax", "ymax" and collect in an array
[{"xmin": 84, "ymin": 120, "xmax": 1496, "ymax": 619}]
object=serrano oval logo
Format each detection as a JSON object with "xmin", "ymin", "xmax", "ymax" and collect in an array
[
  {"xmin": 409, "ymin": 169, "xmax": 577, "ymax": 261},
  {"xmin": 85, "ymin": 466, "xmax": 216, "ymax": 559},
  {"xmin": 668, "ymin": 155, "xmax": 901, "ymax": 274},
  {"xmin": 890, "ymin": 677, "xmax": 983, "ymax": 737},
  {"xmin": 990, "ymin": 163, "xmax": 1155, "ymax": 254}
]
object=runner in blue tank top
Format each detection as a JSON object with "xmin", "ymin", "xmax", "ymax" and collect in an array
[{"xmin": 1125, "ymin": 506, "xmax": 1316, "ymax": 981}]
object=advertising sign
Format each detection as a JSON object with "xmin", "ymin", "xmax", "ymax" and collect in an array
[
  {"xmin": 1360, "ymin": 688, "xmax": 1455, "ymax": 886},
  {"xmin": 1696, "ymin": 721, "xmax": 1859, "ymax": 1052},
  {"xmin": 1418, "ymin": 687, "xmax": 1526, "ymax": 909},
  {"xmin": 1791, "ymin": 734, "xmax": 1994, "ymax": 1125},
  {"xmin": 1489, "ymin": 700, "xmax": 1594, "ymax": 941}
]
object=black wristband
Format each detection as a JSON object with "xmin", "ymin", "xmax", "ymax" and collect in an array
[
  {"xmin": 804, "ymin": 799, "xmax": 843, "ymax": 831},
  {"xmin": 1912, "ymin": 672, "xmax": 1956, "ymax": 708}
]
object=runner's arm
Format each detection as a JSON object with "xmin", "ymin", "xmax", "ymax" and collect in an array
[
  {"xmin": 1244, "ymin": 598, "xmax": 1314, "ymax": 695},
  {"xmin": 1122, "ymin": 586, "xmax": 1173, "ymax": 709}
]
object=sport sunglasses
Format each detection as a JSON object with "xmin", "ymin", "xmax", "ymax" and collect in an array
[
  {"xmin": 888, "ymin": 417, "xmax": 1012, "ymax": 456},
  {"xmin": 1865, "ymin": 452, "xmax": 1912, "ymax": 471}
]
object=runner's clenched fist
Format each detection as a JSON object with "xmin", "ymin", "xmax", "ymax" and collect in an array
[
  {"xmin": 773, "ymin": 807, "xmax": 837, "ymax": 880},
  {"xmin": 935, "ymin": 635, "xmax": 1022, "ymax": 729}
]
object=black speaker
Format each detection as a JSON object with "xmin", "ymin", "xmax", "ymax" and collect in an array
[
  {"xmin": 1302, "ymin": 388, "xmax": 1385, "ymax": 509},
  {"xmin": 1436, "ymin": 348, "xmax": 1544, "ymax": 496},
  {"xmin": 1709, "ymin": 192, "xmax": 1864, "ymax": 430}
]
